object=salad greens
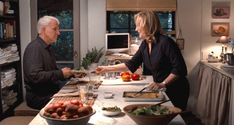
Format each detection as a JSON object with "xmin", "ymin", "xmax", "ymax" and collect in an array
[{"xmin": 130, "ymin": 105, "xmax": 171, "ymax": 116}]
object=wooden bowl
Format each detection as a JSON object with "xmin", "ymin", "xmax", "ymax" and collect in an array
[{"xmin": 123, "ymin": 104, "xmax": 181, "ymax": 125}]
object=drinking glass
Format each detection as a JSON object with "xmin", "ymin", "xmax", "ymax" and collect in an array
[{"xmin": 79, "ymin": 85, "xmax": 88, "ymax": 103}]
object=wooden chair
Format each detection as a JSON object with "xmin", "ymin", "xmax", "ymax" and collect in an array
[
  {"xmin": 14, "ymin": 102, "xmax": 39, "ymax": 116},
  {"xmin": 0, "ymin": 116, "xmax": 35, "ymax": 125}
]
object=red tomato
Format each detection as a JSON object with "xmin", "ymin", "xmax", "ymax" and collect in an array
[
  {"xmin": 121, "ymin": 74, "xmax": 131, "ymax": 82},
  {"xmin": 131, "ymin": 73, "xmax": 140, "ymax": 80},
  {"xmin": 120, "ymin": 72, "xmax": 130, "ymax": 77}
]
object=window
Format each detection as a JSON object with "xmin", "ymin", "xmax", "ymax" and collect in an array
[
  {"xmin": 107, "ymin": 11, "xmax": 175, "ymax": 38},
  {"xmin": 31, "ymin": 0, "xmax": 80, "ymax": 69}
]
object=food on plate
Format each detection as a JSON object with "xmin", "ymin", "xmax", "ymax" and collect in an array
[
  {"xmin": 42, "ymin": 99, "xmax": 93, "ymax": 119},
  {"xmin": 123, "ymin": 104, "xmax": 181, "ymax": 125},
  {"xmin": 129, "ymin": 105, "xmax": 180, "ymax": 116},
  {"xmin": 131, "ymin": 73, "xmax": 140, "ymax": 80},
  {"xmin": 102, "ymin": 106, "xmax": 121, "ymax": 112},
  {"xmin": 120, "ymin": 72, "xmax": 141, "ymax": 82},
  {"xmin": 102, "ymin": 106, "xmax": 121, "ymax": 116},
  {"xmin": 72, "ymin": 70, "xmax": 87, "ymax": 78},
  {"xmin": 124, "ymin": 92, "xmax": 160, "ymax": 98}
]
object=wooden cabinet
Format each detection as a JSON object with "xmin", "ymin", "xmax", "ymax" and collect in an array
[{"xmin": 0, "ymin": 0, "xmax": 22, "ymax": 120}]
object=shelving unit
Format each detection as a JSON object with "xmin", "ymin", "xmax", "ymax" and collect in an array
[{"xmin": 0, "ymin": 0, "xmax": 22, "ymax": 120}]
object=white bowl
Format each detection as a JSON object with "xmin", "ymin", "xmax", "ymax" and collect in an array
[
  {"xmin": 102, "ymin": 110, "xmax": 121, "ymax": 116},
  {"xmin": 101, "ymin": 106, "xmax": 121, "ymax": 116}
]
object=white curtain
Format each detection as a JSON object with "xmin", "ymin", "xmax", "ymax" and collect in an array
[{"xmin": 187, "ymin": 61, "xmax": 231, "ymax": 125}]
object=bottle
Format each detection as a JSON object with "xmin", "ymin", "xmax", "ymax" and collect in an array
[{"xmin": 220, "ymin": 46, "xmax": 224, "ymax": 63}]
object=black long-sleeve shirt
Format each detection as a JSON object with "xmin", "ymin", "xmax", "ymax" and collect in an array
[
  {"xmin": 23, "ymin": 36, "xmax": 64, "ymax": 96},
  {"xmin": 125, "ymin": 34, "xmax": 187, "ymax": 83},
  {"xmin": 125, "ymin": 34, "xmax": 189, "ymax": 110}
]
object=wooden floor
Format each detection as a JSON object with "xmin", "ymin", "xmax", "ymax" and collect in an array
[{"xmin": 181, "ymin": 112, "xmax": 204, "ymax": 125}]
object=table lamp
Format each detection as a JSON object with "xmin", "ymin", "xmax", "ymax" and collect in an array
[{"xmin": 216, "ymin": 36, "xmax": 228, "ymax": 62}]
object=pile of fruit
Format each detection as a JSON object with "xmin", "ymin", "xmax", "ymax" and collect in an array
[
  {"xmin": 120, "ymin": 72, "xmax": 140, "ymax": 82},
  {"xmin": 43, "ymin": 99, "xmax": 93, "ymax": 119}
]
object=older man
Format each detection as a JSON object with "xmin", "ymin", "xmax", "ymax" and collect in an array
[{"xmin": 23, "ymin": 16, "xmax": 74, "ymax": 109}]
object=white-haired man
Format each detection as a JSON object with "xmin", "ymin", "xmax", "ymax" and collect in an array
[{"xmin": 23, "ymin": 16, "xmax": 73, "ymax": 109}]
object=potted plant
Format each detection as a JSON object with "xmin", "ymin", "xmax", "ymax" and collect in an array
[{"xmin": 81, "ymin": 47, "xmax": 104, "ymax": 69}]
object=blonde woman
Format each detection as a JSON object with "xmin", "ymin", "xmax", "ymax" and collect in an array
[{"xmin": 97, "ymin": 11, "xmax": 189, "ymax": 110}]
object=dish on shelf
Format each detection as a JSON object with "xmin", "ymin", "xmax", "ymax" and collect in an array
[{"xmin": 102, "ymin": 106, "xmax": 121, "ymax": 116}]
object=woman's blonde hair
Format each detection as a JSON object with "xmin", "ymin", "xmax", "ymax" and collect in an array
[{"xmin": 134, "ymin": 10, "xmax": 161, "ymax": 42}]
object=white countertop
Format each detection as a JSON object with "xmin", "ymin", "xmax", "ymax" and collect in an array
[
  {"xmin": 200, "ymin": 60, "xmax": 234, "ymax": 79},
  {"xmin": 28, "ymin": 76, "xmax": 186, "ymax": 125}
]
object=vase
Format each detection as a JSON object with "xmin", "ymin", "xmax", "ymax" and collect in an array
[{"xmin": 88, "ymin": 63, "xmax": 98, "ymax": 71}]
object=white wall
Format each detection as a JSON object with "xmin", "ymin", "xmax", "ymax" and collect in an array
[
  {"xmin": 80, "ymin": 0, "xmax": 106, "ymax": 59},
  {"xmin": 177, "ymin": 0, "xmax": 202, "ymax": 72},
  {"xmin": 201, "ymin": 0, "xmax": 234, "ymax": 59},
  {"xmin": 19, "ymin": 0, "xmax": 31, "ymax": 100},
  {"xmin": 177, "ymin": 0, "xmax": 234, "ymax": 72},
  {"xmin": 87, "ymin": 0, "xmax": 106, "ymax": 50},
  {"xmin": 80, "ymin": 0, "xmax": 88, "ymax": 60}
]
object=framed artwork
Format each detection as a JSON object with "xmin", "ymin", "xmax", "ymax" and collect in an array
[
  {"xmin": 212, "ymin": 1, "xmax": 230, "ymax": 19},
  {"xmin": 211, "ymin": 22, "xmax": 229, "ymax": 37}
]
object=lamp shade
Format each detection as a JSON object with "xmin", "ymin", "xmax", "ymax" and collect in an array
[{"xmin": 216, "ymin": 36, "xmax": 228, "ymax": 43}]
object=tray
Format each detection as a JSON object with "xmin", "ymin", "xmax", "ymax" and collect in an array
[{"xmin": 123, "ymin": 91, "xmax": 164, "ymax": 102}]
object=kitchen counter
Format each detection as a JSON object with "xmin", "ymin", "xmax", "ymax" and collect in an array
[
  {"xmin": 200, "ymin": 60, "xmax": 234, "ymax": 79},
  {"xmin": 28, "ymin": 76, "xmax": 186, "ymax": 125}
]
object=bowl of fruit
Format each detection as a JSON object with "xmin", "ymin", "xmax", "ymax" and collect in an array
[{"xmin": 40, "ymin": 99, "xmax": 95, "ymax": 125}]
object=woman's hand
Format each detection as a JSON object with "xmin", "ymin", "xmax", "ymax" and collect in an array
[
  {"xmin": 146, "ymin": 82, "xmax": 166, "ymax": 91},
  {"xmin": 96, "ymin": 66, "xmax": 108, "ymax": 74}
]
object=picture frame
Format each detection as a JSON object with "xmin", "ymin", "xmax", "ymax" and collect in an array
[
  {"xmin": 176, "ymin": 38, "xmax": 184, "ymax": 50},
  {"xmin": 211, "ymin": 22, "xmax": 229, "ymax": 37},
  {"xmin": 212, "ymin": 1, "xmax": 230, "ymax": 19}
]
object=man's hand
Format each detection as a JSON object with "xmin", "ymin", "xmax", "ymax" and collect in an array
[{"xmin": 61, "ymin": 67, "xmax": 73, "ymax": 78}]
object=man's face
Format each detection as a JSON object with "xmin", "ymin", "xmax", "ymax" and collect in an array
[{"xmin": 44, "ymin": 19, "xmax": 60, "ymax": 44}]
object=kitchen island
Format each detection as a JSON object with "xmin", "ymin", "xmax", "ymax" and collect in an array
[{"xmin": 28, "ymin": 76, "xmax": 186, "ymax": 125}]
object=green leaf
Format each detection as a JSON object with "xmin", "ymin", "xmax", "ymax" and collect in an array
[{"xmin": 81, "ymin": 47, "xmax": 104, "ymax": 69}]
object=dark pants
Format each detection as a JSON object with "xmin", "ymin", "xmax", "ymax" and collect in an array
[
  {"xmin": 25, "ymin": 80, "xmax": 67, "ymax": 110},
  {"xmin": 26, "ymin": 91, "xmax": 53, "ymax": 110},
  {"xmin": 166, "ymin": 77, "xmax": 190, "ymax": 111}
]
